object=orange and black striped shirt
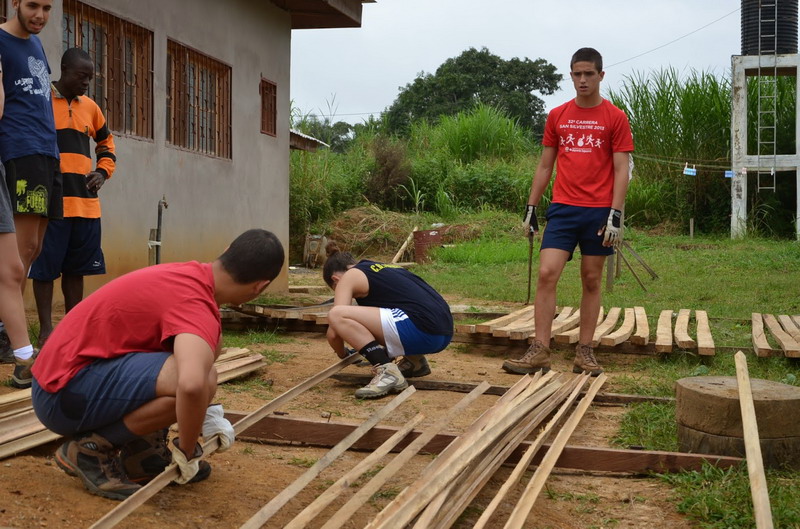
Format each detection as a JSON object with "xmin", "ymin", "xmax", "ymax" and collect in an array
[{"xmin": 53, "ymin": 85, "xmax": 116, "ymax": 218}]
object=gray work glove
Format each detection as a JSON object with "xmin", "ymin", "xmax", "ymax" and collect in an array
[
  {"xmin": 202, "ymin": 404, "xmax": 235, "ymax": 452},
  {"xmin": 599, "ymin": 208, "xmax": 623, "ymax": 247},
  {"xmin": 522, "ymin": 204, "xmax": 539, "ymax": 236},
  {"xmin": 170, "ymin": 438, "xmax": 202, "ymax": 485}
]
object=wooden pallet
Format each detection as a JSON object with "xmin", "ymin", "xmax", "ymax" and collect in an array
[{"xmin": 752, "ymin": 313, "xmax": 800, "ymax": 357}]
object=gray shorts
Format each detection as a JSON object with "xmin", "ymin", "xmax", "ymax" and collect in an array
[
  {"xmin": 32, "ymin": 352, "xmax": 170, "ymax": 436},
  {"xmin": 0, "ymin": 164, "xmax": 14, "ymax": 233}
]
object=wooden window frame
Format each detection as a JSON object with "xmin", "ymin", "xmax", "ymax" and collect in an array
[
  {"xmin": 62, "ymin": 0, "xmax": 154, "ymax": 139},
  {"xmin": 260, "ymin": 78, "xmax": 277, "ymax": 137},
  {"xmin": 166, "ymin": 40, "xmax": 232, "ymax": 159}
]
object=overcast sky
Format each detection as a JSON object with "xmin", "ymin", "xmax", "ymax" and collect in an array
[{"xmin": 290, "ymin": 0, "xmax": 744, "ymax": 125}]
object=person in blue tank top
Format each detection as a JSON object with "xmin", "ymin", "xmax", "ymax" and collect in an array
[
  {"xmin": 0, "ymin": 0, "xmax": 58, "ymax": 388},
  {"xmin": 322, "ymin": 241, "xmax": 453, "ymax": 399}
]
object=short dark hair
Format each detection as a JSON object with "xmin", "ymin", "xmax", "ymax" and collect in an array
[
  {"xmin": 61, "ymin": 47, "xmax": 92, "ymax": 71},
  {"xmin": 322, "ymin": 241, "xmax": 356, "ymax": 287},
  {"xmin": 570, "ymin": 47, "xmax": 603, "ymax": 72},
  {"xmin": 218, "ymin": 229, "xmax": 284, "ymax": 283}
]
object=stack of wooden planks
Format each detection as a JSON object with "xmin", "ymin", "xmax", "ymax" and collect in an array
[
  {"xmin": 751, "ymin": 313, "xmax": 800, "ymax": 357},
  {"xmin": 0, "ymin": 348, "xmax": 265, "ymax": 460}
]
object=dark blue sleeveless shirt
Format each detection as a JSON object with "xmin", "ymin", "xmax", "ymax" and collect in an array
[
  {"xmin": 354, "ymin": 260, "xmax": 453, "ymax": 336},
  {"xmin": 0, "ymin": 30, "xmax": 58, "ymax": 161}
]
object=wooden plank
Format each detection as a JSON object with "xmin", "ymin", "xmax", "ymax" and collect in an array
[
  {"xmin": 793, "ymin": 315, "xmax": 800, "ymax": 330},
  {"xmin": 674, "ymin": 309, "xmax": 697, "ymax": 350},
  {"xmin": 392, "ymin": 226, "xmax": 418, "ymax": 263},
  {"xmin": 504, "ymin": 374, "xmax": 607, "ymax": 529},
  {"xmin": 284, "ymin": 414, "xmax": 426, "ymax": 529},
  {"xmin": 492, "ymin": 309, "xmax": 536, "ymax": 338},
  {"xmin": 655, "ymin": 310, "xmax": 673, "ymax": 353},
  {"xmin": 550, "ymin": 308, "xmax": 580, "ymax": 335},
  {"xmin": 695, "ymin": 310, "xmax": 716, "ymax": 356},
  {"xmin": 591, "ymin": 307, "xmax": 621, "ymax": 347},
  {"xmin": 778, "ymin": 315, "xmax": 800, "ymax": 343},
  {"xmin": 318, "ymin": 382, "xmax": 491, "ymax": 529},
  {"xmin": 240, "ymin": 386, "xmax": 418, "ymax": 529},
  {"xmin": 474, "ymin": 306, "xmax": 534, "ymax": 334},
  {"xmin": 734, "ymin": 352, "xmax": 775, "ymax": 529},
  {"xmin": 631, "ymin": 306, "xmax": 650, "ymax": 345},
  {"xmin": 225, "ymin": 412, "xmax": 742, "ymax": 474},
  {"xmin": 0, "ymin": 428, "xmax": 61, "ymax": 460},
  {"xmin": 600, "ymin": 308, "xmax": 635, "ymax": 346},
  {"xmin": 0, "ymin": 388, "xmax": 32, "ymax": 414},
  {"xmin": 554, "ymin": 308, "xmax": 603, "ymax": 345},
  {"xmin": 762, "ymin": 313, "xmax": 800, "ymax": 357},
  {"xmin": 329, "ymin": 373, "xmax": 673, "ymax": 404},
  {"xmin": 89, "ymin": 356, "xmax": 360, "ymax": 529},
  {"xmin": 752, "ymin": 313, "xmax": 777, "ymax": 357}
]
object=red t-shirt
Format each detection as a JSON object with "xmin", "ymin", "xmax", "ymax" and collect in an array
[
  {"xmin": 33, "ymin": 261, "xmax": 221, "ymax": 392},
  {"xmin": 543, "ymin": 99, "xmax": 634, "ymax": 207}
]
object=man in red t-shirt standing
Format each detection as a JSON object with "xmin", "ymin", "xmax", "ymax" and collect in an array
[
  {"xmin": 504, "ymin": 47, "xmax": 634, "ymax": 377},
  {"xmin": 30, "ymin": 229, "xmax": 284, "ymax": 500}
]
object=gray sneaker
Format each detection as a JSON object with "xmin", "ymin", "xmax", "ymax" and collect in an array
[
  {"xmin": 354, "ymin": 362, "xmax": 408, "ymax": 399},
  {"xmin": 0, "ymin": 330, "xmax": 14, "ymax": 364},
  {"xmin": 396, "ymin": 355, "xmax": 431, "ymax": 378}
]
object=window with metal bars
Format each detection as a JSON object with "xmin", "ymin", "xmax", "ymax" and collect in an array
[
  {"xmin": 61, "ymin": 0, "xmax": 153, "ymax": 139},
  {"xmin": 166, "ymin": 40, "xmax": 232, "ymax": 159},
  {"xmin": 260, "ymin": 78, "xmax": 277, "ymax": 137}
]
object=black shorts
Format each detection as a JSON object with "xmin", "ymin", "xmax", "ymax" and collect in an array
[{"xmin": 4, "ymin": 154, "xmax": 63, "ymax": 219}]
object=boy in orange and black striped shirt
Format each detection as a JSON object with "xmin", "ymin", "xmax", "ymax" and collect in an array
[{"xmin": 30, "ymin": 48, "xmax": 116, "ymax": 346}]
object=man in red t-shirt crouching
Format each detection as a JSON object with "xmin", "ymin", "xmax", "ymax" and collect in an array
[
  {"xmin": 504, "ymin": 47, "xmax": 634, "ymax": 377},
  {"xmin": 31, "ymin": 229, "xmax": 284, "ymax": 500}
]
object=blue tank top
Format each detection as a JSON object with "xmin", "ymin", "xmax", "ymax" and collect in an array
[
  {"xmin": 354, "ymin": 260, "xmax": 453, "ymax": 336},
  {"xmin": 0, "ymin": 30, "xmax": 58, "ymax": 161}
]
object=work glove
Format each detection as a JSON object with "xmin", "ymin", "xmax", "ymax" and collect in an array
[
  {"xmin": 170, "ymin": 438, "xmax": 203, "ymax": 485},
  {"xmin": 599, "ymin": 208, "xmax": 623, "ymax": 247},
  {"xmin": 202, "ymin": 404, "xmax": 235, "ymax": 452},
  {"xmin": 522, "ymin": 204, "xmax": 539, "ymax": 236}
]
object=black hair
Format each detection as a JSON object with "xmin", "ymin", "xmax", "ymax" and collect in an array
[
  {"xmin": 570, "ymin": 47, "xmax": 603, "ymax": 72},
  {"xmin": 61, "ymin": 47, "xmax": 93, "ymax": 71},
  {"xmin": 218, "ymin": 229, "xmax": 284, "ymax": 283},
  {"xmin": 322, "ymin": 241, "xmax": 356, "ymax": 288}
]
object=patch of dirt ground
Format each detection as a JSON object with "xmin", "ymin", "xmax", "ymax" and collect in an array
[{"xmin": 0, "ymin": 295, "xmax": 694, "ymax": 528}]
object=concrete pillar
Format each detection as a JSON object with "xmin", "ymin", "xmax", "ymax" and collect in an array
[{"xmin": 731, "ymin": 56, "xmax": 748, "ymax": 238}]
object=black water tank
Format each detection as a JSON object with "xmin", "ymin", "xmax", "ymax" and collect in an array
[{"xmin": 742, "ymin": 0, "xmax": 799, "ymax": 55}]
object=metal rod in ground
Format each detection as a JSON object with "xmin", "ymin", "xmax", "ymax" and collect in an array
[
  {"xmin": 621, "ymin": 240, "xmax": 659, "ymax": 279},
  {"xmin": 617, "ymin": 247, "xmax": 647, "ymax": 292}
]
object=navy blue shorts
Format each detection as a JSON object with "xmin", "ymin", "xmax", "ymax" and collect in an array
[
  {"xmin": 4, "ymin": 154, "xmax": 63, "ymax": 219},
  {"xmin": 541, "ymin": 203, "xmax": 614, "ymax": 258},
  {"xmin": 32, "ymin": 352, "xmax": 170, "ymax": 436},
  {"xmin": 29, "ymin": 217, "xmax": 105, "ymax": 281}
]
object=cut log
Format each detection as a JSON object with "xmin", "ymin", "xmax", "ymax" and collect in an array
[
  {"xmin": 674, "ymin": 308, "xmax": 696, "ymax": 349},
  {"xmin": 591, "ymin": 307, "xmax": 621, "ymax": 347},
  {"xmin": 600, "ymin": 308, "xmax": 635, "ymax": 346},
  {"xmin": 631, "ymin": 306, "xmax": 650, "ymax": 345},
  {"xmin": 655, "ymin": 310, "xmax": 673, "ymax": 353},
  {"xmin": 762, "ymin": 313, "xmax": 800, "ymax": 357},
  {"xmin": 695, "ymin": 310, "xmax": 716, "ymax": 356},
  {"xmin": 752, "ymin": 313, "xmax": 778, "ymax": 357}
]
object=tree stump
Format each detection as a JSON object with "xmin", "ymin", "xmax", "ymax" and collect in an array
[{"xmin": 675, "ymin": 376, "xmax": 800, "ymax": 469}]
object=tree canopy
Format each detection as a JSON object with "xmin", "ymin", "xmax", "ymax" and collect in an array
[{"xmin": 384, "ymin": 47, "xmax": 562, "ymax": 136}]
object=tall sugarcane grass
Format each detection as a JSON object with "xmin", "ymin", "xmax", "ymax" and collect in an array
[{"xmin": 608, "ymin": 68, "xmax": 797, "ymax": 236}]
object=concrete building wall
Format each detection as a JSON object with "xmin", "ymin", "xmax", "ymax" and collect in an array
[{"xmin": 32, "ymin": 0, "xmax": 292, "ymax": 300}]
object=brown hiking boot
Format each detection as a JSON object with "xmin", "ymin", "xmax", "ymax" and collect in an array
[
  {"xmin": 573, "ymin": 343, "xmax": 604, "ymax": 376},
  {"xmin": 121, "ymin": 429, "xmax": 211, "ymax": 485},
  {"xmin": 502, "ymin": 340, "xmax": 551, "ymax": 374},
  {"xmin": 11, "ymin": 349, "xmax": 38, "ymax": 389},
  {"xmin": 55, "ymin": 432, "xmax": 141, "ymax": 501}
]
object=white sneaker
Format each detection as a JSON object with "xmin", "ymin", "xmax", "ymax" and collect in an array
[{"xmin": 354, "ymin": 362, "xmax": 408, "ymax": 399}]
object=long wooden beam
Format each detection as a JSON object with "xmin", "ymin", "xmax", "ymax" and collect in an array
[
  {"xmin": 329, "ymin": 373, "xmax": 673, "ymax": 404},
  {"xmin": 225, "ymin": 412, "xmax": 742, "ymax": 473}
]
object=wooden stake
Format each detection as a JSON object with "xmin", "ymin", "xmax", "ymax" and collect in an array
[
  {"xmin": 734, "ymin": 351, "xmax": 774, "ymax": 529},
  {"xmin": 318, "ymin": 381, "xmax": 491, "ymax": 529},
  {"xmin": 503, "ymin": 373, "xmax": 607, "ymax": 529},
  {"xmin": 283, "ymin": 413, "xmax": 426, "ymax": 529},
  {"xmin": 240, "ymin": 386, "xmax": 417, "ymax": 529},
  {"xmin": 392, "ymin": 226, "xmax": 418, "ymax": 263}
]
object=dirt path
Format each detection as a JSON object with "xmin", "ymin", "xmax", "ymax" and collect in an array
[{"xmin": 0, "ymin": 324, "xmax": 696, "ymax": 529}]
